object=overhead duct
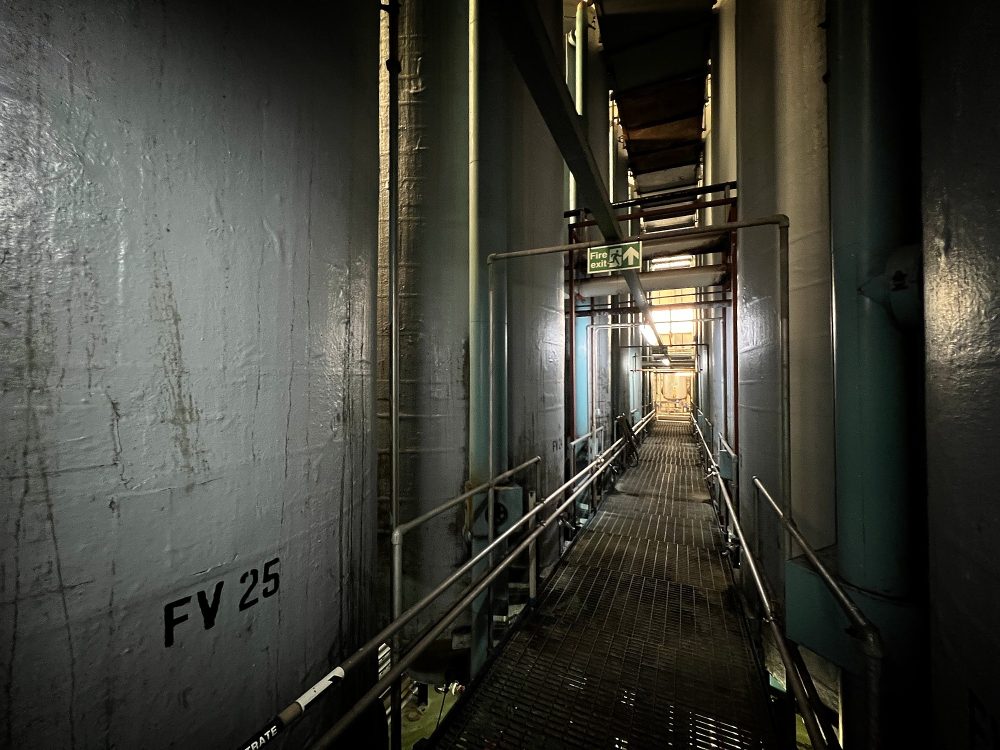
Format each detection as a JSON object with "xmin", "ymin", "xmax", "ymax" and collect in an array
[{"xmin": 571, "ymin": 265, "xmax": 727, "ymax": 298}]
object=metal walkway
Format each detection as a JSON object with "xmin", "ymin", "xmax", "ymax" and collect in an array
[{"xmin": 431, "ymin": 421, "xmax": 776, "ymax": 749}]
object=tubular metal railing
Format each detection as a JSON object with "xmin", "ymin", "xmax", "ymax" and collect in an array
[
  {"xmin": 237, "ymin": 409, "xmax": 656, "ymax": 750},
  {"xmin": 691, "ymin": 415, "xmax": 832, "ymax": 750},
  {"xmin": 391, "ymin": 456, "xmax": 543, "ymax": 625},
  {"xmin": 716, "ymin": 432, "xmax": 738, "ymax": 534},
  {"xmin": 752, "ymin": 476, "xmax": 883, "ymax": 750}
]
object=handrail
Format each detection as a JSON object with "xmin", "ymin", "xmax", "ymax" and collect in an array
[
  {"xmin": 752, "ymin": 476, "xmax": 882, "ymax": 749},
  {"xmin": 569, "ymin": 424, "xmax": 605, "ymax": 448},
  {"xmin": 392, "ymin": 453, "xmax": 544, "ymax": 685},
  {"xmin": 629, "ymin": 401, "xmax": 653, "ymax": 418},
  {"xmin": 719, "ymin": 433, "xmax": 736, "ymax": 460},
  {"xmin": 311, "ymin": 412, "xmax": 655, "ymax": 748},
  {"xmin": 392, "ymin": 456, "xmax": 541, "ymax": 540},
  {"xmin": 237, "ymin": 410, "xmax": 655, "ymax": 750},
  {"xmin": 691, "ymin": 416, "xmax": 831, "ymax": 750}
]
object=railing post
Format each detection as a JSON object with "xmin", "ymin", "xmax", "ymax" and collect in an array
[
  {"xmin": 486, "ymin": 483, "xmax": 496, "ymax": 653},
  {"xmin": 390, "ymin": 530, "xmax": 403, "ymax": 750},
  {"xmin": 528, "ymin": 489, "xmax": 538, "ymax": 603}
]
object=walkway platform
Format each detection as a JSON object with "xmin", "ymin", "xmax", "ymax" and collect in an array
[{"xmin": 431, "ymin": 421, "xmax": 776, "ymax": 749}]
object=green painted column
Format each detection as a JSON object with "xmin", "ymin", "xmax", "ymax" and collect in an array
[{"xmin": 829, "ymin": 0, "xmax": 921, "ymax": 597}]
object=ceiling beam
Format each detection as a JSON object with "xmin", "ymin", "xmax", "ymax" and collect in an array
[{"xmin": 487, "ymin": 0, "xmax": 659, "ymax": 340}]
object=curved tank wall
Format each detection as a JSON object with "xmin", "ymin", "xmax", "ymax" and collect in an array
[
  {"xmin": 0, "ymin": 2, "xmax": 378, "ymax": 748},
  {"xmin": 923, "ymin": 0, "xmax": 1000, "ymax": 742},
  {"xmin": 735, "ymin": 0, "xmax": 835, "ymax": 594},
  {"xmin": 506, "ymin": 0, "xmax": 566, "ymax": 575}
]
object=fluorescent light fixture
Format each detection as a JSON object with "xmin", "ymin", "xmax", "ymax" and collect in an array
[
  {"xmin": 648, "ymin": 254, "xmax": 694, "ymax": 271},
  {"xmin": 640, "ymin": 324, "xmax": 658, "ymax": 345}
]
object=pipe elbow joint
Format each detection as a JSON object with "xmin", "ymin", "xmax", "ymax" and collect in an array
[
  {"xmin": 860, "ymin": 627, "xmax": 884, "ymax": 660},
  {"xmin": 390, "ymin": 529, "xmax": 402, "ymax": 546}
]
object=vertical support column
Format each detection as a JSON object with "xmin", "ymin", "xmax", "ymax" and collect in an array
[
  {"xmin": 828, "ymin": 1, "xmax": 923, "ymax": 745},
  {"xmin": 828, "ymin": 0, "xmax": 921, "ymax": 600}
]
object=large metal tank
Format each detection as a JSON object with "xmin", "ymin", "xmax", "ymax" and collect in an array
[
  {"xmin": 734, "ymin": 0, "xmax": 835, "ymax": 591},
  {"xmin": 505, "ymin": 0, "xmax": 567, "ymax": 576},
  {"xmin": 923, "ymin": 2, "xmax": 1000, "ymax": 740},
  {"xmin": 0, "ymin": 1, "xmax": 378, "ymax": 747}
]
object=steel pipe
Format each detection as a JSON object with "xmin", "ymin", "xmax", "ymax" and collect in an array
[{"xmin": 568, "ymin": 424, "xmax": 604, "ymax": 449}]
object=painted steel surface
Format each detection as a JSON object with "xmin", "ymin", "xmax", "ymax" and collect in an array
[
  {"xmin": 734, "ymin": 0, "xmax": 835, "ymax": 598},
  {"xmin": 922, "ymin": 0, "xmax": 1000, "ymax": 741},
  {"xmin": 0, "ymin": 2, "xmax": 378, "ymax": 747}
]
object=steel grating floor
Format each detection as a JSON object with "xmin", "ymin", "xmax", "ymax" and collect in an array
[{"xmin": 430, "ymin": 421, "xmax": 776, "ymax": 749}]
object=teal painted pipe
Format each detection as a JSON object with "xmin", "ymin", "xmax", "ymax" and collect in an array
[
  {"xmin": 468, "ymin": 0, "xmax": 509, "ymax": 486},
  {"xmin": 828, "ymin": 0, "xmax": 920, "ymax": 596}
]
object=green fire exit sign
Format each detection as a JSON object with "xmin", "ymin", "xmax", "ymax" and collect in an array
[{"xmin": 587, "ymin": 241, "xmax": 642, "ymax": 274}]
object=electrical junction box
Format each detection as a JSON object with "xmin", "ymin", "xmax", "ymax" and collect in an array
[{"xmin": 718, "ymin": 448, "xmax": 738, "ymax": 481}]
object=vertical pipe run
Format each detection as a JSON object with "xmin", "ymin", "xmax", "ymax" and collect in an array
[
  {"xmin": 468, "ymin": 0, "xmax": 486, "ymax": 485},
  {"xmin": 828, "ymin": 0, "xmax": 920, "ymax": 598},
  {"xmin": 385, "ymin": 2, "xmax": 402, "ymax": 746}
]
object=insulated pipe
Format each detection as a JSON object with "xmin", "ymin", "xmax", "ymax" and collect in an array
[{"xmin": 572, "ymin": 266, "xmax": 728, "ymax": 298}]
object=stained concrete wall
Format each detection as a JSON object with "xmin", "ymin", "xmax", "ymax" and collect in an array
[
  {"xmin": 922, "ymin": 2, "xmax": 1000, "ymax": 743},
  {"xmin": 0, "ymin": 1, "xmax": 378, "ymax": 747},
  {"xmin": 735, "ymin": 0, "xmax": 835, "ymax": 596}
]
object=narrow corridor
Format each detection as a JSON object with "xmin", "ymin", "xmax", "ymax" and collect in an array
[{"xmin": 432, "ymin": 422, "xmax": 775, "ymax": 749}]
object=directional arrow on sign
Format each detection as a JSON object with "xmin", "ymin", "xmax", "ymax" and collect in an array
[{"xmin": 587, "ymin": 240, "xmax": 643, "ymax": 274}]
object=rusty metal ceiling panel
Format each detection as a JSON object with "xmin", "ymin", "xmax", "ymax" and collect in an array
[
  {"xmin": 615, "ymin": 75, "xmax": 705, "ymax": 128},
  {"xmin": 596, "ymin": 0, "xmax": 713, "ymax": 195},
  {"xmin": 625, "ymin": 115, "xmax": 703, "ymax": 153},
  {"xmin": 629, "ymin": 142, "xmax": 704, "ymax": 174}
]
